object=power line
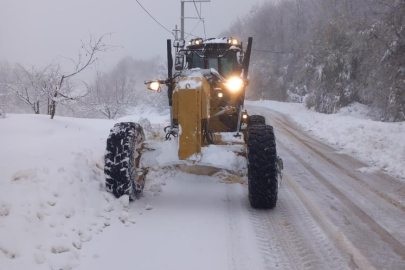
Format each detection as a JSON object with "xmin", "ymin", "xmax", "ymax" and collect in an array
[
  {"xmin": 186, "ymin": 20, "xmax": 201, "ymax": 39},
  {"xmin": 135, "ymin": 0, "xmax": 174, "ymax": 36},
  {"xmin": 184, "ymin": 32, "xmax": 200, "ymax": 38},
  {"xmin": 200, "ymin": 2, "xmax": 207, "ymax": 39},
  {"xmin": 193, "ymin": 0, "xmax": 202, "ymax": 19},
  {"xmin": 193, "ymin": 0, "xmax": 206, "ymax": 39}
]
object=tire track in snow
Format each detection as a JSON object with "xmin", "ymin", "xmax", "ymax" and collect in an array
[
  {"xmin": 282, "ymin": 170, "xmax": 376, "ymax": 270},
  {"xmin": 263, "ymin": 108, "xmax": 405, "ymax": 207},
  {"xmin": 225, "ymin": 184, "xmax": 248, "ymax": 270},
  {"xmin": 248, "ymin": 204, "xmax": 292, "ymax": 270},
  {"xmin": 274, "ymin": 116, "xmax": 405, "ymax": 213},
  {"xmin": 247, "ymin": 105, "xmax": 405, "ymax": 269},
  {"xmin": 277, "ymin": 182, "xmax": 349, "ymax": 270},
  {"xmin": 281, "ymin": 144, "xmax": 405, "ymax": 261},
  {"xmin": 247, "ymin": 182, "xmax": 349, "ymax": 270},
  {"xmin": 250, "ymin": 105, "xmax": 405, "ymax": 208}
]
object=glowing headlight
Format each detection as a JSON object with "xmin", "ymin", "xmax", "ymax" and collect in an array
[
  {"xmin": 225, "ymin": 77, "xmax": 244, "ymax": 92},
  {"xmin": 196, "ymin": 40, "xmax": 201, "ymax": 45},
  {"xmin": 232, "ymin": 39, "xmax": 238, "ymax": 45},
  {"xmin": 150, "ymin": 82, "xmax": 161, "ymax": 91},
  {"xmin": 242, "ymin": 114, "xmax": 248, "ymax": 119},
  {"xmin": 218, "ymin": 92, "xmax": 223, "ymax": 98}
]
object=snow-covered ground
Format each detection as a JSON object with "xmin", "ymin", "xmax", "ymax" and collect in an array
[
  {"xmin": 1, "ymin": 101, "xmax": 404, "ymax": 270},
  {"xmin": 0, "ymin": 108, "xmax": 250, "ymax": 270},
  {"xmin": 246, "ymin": 100, "xmax": 405, "ymax": 181},
  {"xmin": 0, "ymin": 109, "xmax": 171, "ymax": 270}
]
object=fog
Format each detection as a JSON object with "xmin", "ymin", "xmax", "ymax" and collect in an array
[{"xmin": 0, "ymin": 0, "xmax": 262, "ymax": 73}]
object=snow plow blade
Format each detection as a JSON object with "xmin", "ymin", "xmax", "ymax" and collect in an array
[{"xmin": 176, "ymin": 164, "xmax": 246, "ymax": 185}]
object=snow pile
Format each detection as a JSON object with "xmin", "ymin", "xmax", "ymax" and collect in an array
[
  {"xmin": 121, "ymin": 105, "xmax": 170, "ymax": 125},
  {"xmin": 154, "ymin": 139, "xmax": 180, "ymax": 165},
  {"xmin": 0, "ymin": 114, "xmax": 148, "ymax": 269},
  {"xmin": 0, "ymin": 110, "xmax": 248, "ymax": 269},
  {"xmin": 247, "ymin": 100, "xmax": 405, "ymax": 180},
  {"xmin": 201, "ymin": 145, "xmax": 246, "ymax": 174},
  {"xmin": 220, "ymin": 132, "xmax": 245, "ymax": 143},
  {"xmin": 150, "ymin": 138, "xmax": 247, "ymax": 174},
  {"xmin": 1, "ymin": 116, "xmax": 110, "ymax": 268}
]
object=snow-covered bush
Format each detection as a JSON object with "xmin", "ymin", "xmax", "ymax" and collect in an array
[{"xmin": 304, "ymin": 94, "xmax": 316, "ymax": 110}]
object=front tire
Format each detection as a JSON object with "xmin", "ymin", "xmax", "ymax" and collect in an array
[
  {"xmin": 104, "ymin": 122, "xmax": 145, "ymax": 200},
  {"xmin": 249, "ymin": 115, "xmax": 266, "ymax": 126},
  {"xmin": 247, "ymin": 124, "xmax": 278, "ymax": 209}
]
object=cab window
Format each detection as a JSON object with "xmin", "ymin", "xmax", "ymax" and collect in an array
[
  {"xmin": 207, "ymin": 58, "xmax": 218, "ymax": 72},
  {"xmin": 188, "ymin": 52, "xmax": 203, "ymax": 69},
  {"xmin": 220, "ymin": 52, "xmax": 238, "ymax": 78}
]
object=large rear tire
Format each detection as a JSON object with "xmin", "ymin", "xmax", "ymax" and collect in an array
[
  {"xmin": 249, "ymin": 115, "xmax": 266, "ymax": 126},
  {"xmin": 104, "ymin": 122, "xmax": 145, "ymax": 200},
  {"xmin": 247, "ymin": 124, "xmax": 278, "ymax": 209}
]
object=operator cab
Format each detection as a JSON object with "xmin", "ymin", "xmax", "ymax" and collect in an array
[
  {"xmin": 182, "ymin": 37, "xmax": 242, "ymax": 78},
  {"xmin": 145, "ymin": 36, "xmax": 253, "ymax": 134}
]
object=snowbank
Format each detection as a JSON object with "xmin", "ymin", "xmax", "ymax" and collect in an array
[
  {"xmin": 0, "ymin": 114, "xmax": 127, "ymax": 269},
  {"xmin": 0, "ymin": 110, "xmax": 248, "ymax": 269},
  {"xmin": 121, "ymin": 105, "xmax": 170, "ymax": 125},
  {"xmin": 0, "ymin": 113, "xmax": 172, "ymax": 270},
  {"xmin": 247, "ymin": 100, "xmax": 405, "ymax": 180}
]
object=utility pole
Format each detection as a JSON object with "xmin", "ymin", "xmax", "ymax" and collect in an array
[
  {"xmin": 180, "ymin": 0, "xmax": 210, "ymax": 41},
  {"xmin": 181, "ymin": 1, "xmax": 185, "ymax": 40}
]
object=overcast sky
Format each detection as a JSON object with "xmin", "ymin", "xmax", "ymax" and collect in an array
[{"xmin": 0, "ymin": 0, "xmax": 263, "ymax": 74}]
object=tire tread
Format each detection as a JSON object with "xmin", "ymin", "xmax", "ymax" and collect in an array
[
  {"xmin": 248, "ymin": 124, "xmax": 278, "ymax": 209},
  {"xmin": 104, "ymin": 122, "xmax": 145, "ymax": 200}
]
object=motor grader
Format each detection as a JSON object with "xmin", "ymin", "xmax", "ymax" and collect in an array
[{"xmin": 104, "ymin": 37, "xmax": 283, "ymax": 209}]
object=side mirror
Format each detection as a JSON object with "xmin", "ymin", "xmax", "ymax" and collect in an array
[
  {"xmin": 173, "ymin": 39, "xmax": 185, "ymax": 48},
  {"xmin": 175, "ymin": 55, "xmax": 184, "ymax": 71},
  {"xmin": 145, "ymin": 81, "xmax": 162, "ymax": 93}
]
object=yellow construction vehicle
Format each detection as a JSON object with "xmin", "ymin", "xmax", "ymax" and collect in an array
[{"xmin": 104, "ymin": 37, "xmax": 283, "ymax": 209}]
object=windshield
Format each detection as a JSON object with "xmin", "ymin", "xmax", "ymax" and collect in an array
[
  {"xmin": 190, "ymin": 52, "xmax": 203, "ymax": 69},
  {"xmin": 187, "ymin": 50, "xmax": 239, "ymax": 78},
  {"xmin": 208, "ymin": 58, "xmax": 218, "ymax": 71},
  {"xmin": 220, "ymin": 52, "xmax": 238, "ymax": 78}
]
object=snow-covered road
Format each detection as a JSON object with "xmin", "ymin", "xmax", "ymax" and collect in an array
[
  {"xmin": 247, "ymin": 105, "xmax": 405, "ymax": 270},
  {"xmin": 1, "ymin": 104, "xmax": 404, "ymax": 270},
  {"xmin": 73, "ymin": 105, "xmax": 405, "ymax": 270}
]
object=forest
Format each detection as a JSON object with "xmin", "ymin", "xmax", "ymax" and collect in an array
[{"xmin": 225, "ymin": 0, "xmax": 405, "ymax": 121}]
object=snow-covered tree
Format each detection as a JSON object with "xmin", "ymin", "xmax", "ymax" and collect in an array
[
  {"xmin": 0, "ymin": 34, "xmax": 115, "ymax": 118},
  {"xmin": 80, "ymin": 56, "xmax": 169, "ymax": 119},
  {"xmin": 83, "ymin": 70, "xmax": 136, "ymax": 119},
  {"xmin": 48, "ymin": 33, "xmax": 115, "ymax": 119},
  {"xmin": 223, "ymin": 0, "xmax": 405, "ymax": 121},
  {"xmin": 0, "ymin": 64, "xmax": 47, "ymax": 114}
]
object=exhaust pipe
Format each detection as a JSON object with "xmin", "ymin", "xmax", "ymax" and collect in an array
[
  {"xmin": 167, "ymin": 39, "xmax": 174, "ymax": 128},
  {"xmin": 241, "ymin": 37, "xmax": 253, "ymax": 105},
  {"xmin": 243, "ymin": 37, "xmax": 253, "ymax": 81}
]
